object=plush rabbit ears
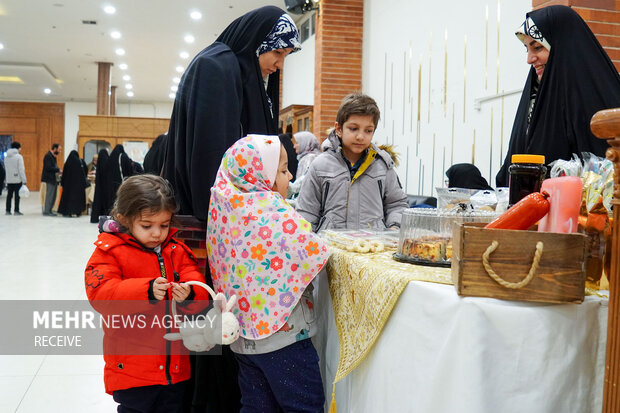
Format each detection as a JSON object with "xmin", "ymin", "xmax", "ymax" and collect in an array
[{"xmin": 213, "ymin": 292, "xmax": 237, "ymax": 313}]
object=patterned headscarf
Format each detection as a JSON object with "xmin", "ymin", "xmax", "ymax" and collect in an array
[
  {"xmin": 207, "ymin": 135, "xmax": 329, "ymax": 340},
  {"xmin": 257, "ymin": 13, "xmax": 301, "ymax": 55},
  {"xmin": 515, "ymin": 16, "xmax": 551, "ymax": 51}
]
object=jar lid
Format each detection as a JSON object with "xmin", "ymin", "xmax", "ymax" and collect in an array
[{"xmin": 511, "ymin": 154, "xmax": 545, "ymax": 164}]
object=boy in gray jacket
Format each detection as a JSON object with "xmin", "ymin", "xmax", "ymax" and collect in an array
[{"xmin": 296, "ymin": 93, "xmax": 408, "ymax": 232}]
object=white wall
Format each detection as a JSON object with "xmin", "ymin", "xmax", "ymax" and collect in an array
[
  {"xmin": 363, "ymin": 0, "xmax": 532, "ymax": 195},
  {"xmin": 282, "ymin": 31, "xmax": 315, "ymax": 108},
  {"xmin": 63, "ymin": 101, "xmax": 173, "ymax": 160}
]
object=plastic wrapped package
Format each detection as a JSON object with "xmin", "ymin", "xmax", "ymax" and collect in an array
[{"xmin": 395, "ymin": 208, "xmax": 498, "ymax": 267}]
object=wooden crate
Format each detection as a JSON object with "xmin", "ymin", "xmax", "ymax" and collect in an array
[{"xmin": 451, "ymin": 223, "xmax": 587, "ymax": 304}]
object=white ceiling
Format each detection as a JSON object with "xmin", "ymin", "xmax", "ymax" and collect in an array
[{"xmin": 0, "ymin": 0, "xmax": 291, "ymax": 104}]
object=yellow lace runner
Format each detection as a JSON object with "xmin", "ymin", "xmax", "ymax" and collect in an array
[{"xmin": 326, "ymin": 247, "xmax": 452, "ymax": 382}]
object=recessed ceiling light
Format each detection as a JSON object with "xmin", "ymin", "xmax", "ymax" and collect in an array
[
  {"xmin": 0, "ymin": 43, "xmax": 4, "ymax": 50},
  {"xmin": 184, "ymin": 34, "xmax": 195, "ymax": 44},
  {"xmin": 179, "ymin": 51, "xmax": 189, "ymax": 59},
  {"xmin": 171, "ymin": 85, "xmax": 178, "ymax": 92},
  {"xmin": 126, "ymin": 91, "xmax": 134, "ymax": 97},
  {"xmin": 104, "ymin": 5, "xmax": 116, "ymax": 14},
  {"xmin": 125, "ymin": 84, "xmax": 132, "ymax": 90},
  {"xmin": 115, "ymin": 48, "xmax": 125, "ymax": 56},
  {"xmin": 190, "ymin": 11, "xmax": 202, "ymax": 20},
  {"xmin": 169, "ymin": 92, "xmax": 176, "ymax": 99},
  {"xmin": 122, "ymin": 74, "xmax": 130, "ymax": 81},
  {"xmin": 172, "ymin": 77, "xmax": 180, "ymax": 84},
  {"xmin": 0, "ymin": 76, "xmax": 23, "ymax": 83},
  {"xmin": 110, "ymin": 31, "xmax": 121, "ymax": 39},
  {"xmin": 175, "ymin": 66, "xmax": 184, "ymax": 73},
  {"xmin": 119, "ymin": 63, "xmax": 128, "ymax": 70},
  {"xmin": 43, "ymin": 88, "xmax": 51, "ymax": 94}
]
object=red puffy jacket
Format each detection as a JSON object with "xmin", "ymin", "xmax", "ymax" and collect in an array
[{"xmin": 85, "ymin": 228, "xmax": 208, "ymax": 394}]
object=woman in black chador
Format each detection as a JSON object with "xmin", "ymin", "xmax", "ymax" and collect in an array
[
  {"xmin": 496, "ymin": 5, "xmax": 620, "ymax": 187},
  {"xmin": 101, "ymin": 144, "xmax": 135, "ymax": 214},
  {"xmin": 163, "ymin": 5, "xmax": 300, "ymax": 222},
  {"xmin": 162, "ymin": 6, "xmax": 301, "ymax": 413},
  {"xmin": 57, "ymin": 150, "xmax": 87, "ymax": 216},
  {"xmin": 143, "ymin": 133, "xmax": 168, "ymax": 175},
  {"xmin": 446, "ymin": 163, "xmax": 493, "ymax": 190},
  {"xmin": 90, "ymin": 149, "xmax": 109, "ymax": 223}
]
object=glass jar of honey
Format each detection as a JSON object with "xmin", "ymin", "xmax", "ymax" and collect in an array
[{"xmin": 508, "ymin": 154, "xmax": 547, "ymax": 207}]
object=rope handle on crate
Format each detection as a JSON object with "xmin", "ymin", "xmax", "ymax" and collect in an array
[
  {"xmin": 170, "ymin": 280, "xmax": 218, "ymax": 319},
  {"xmin": 481, "ymin": 240, "xmax": 544, "ymax": 289}
]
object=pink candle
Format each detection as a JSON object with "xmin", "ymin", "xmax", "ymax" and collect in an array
[{"xmin": 538, "ymin": 176, "xmax": 583, "ymax": 233}]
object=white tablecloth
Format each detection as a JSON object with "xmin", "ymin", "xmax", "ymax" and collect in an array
[{"xmin": 313, "ymin": 277, "xmax": 608, "ymax": 413}]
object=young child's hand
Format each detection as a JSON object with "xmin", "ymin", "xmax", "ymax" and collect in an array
[
  {"xmin": 152, "ymin": 277, "xmax": 170, "ymax": 301},
  {"xmin": 170, "ymin": 282, "xmax": 191, "ymax": 303}
]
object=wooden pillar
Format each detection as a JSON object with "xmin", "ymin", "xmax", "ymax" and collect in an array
[
  {"xmin": 591, "ymin": 108, "xmax": 620, "ymax": 413},
  {"xmin": 96, "ymin": 62, "xmax": 112, "ymax": 115},
  {"xmin": 110, "ymin": 85, "xmax": 117, "ymax": 116},
  {"xmin": 314, "ymin": 0, "xmax": 364, "ymax": 141}
]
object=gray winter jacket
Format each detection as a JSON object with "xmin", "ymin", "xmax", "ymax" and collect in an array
[
  {"xmin": 4, "ymin": 148, "xmax": 26, "ymax": 184},
  {"xmin": 296, "ymin": 133, "xmax": 408, "ymax": 232}
]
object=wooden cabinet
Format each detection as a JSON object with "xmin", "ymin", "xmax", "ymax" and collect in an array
[
  {"xmin": 279, "ymin": 104, "xmax": 313, "ymax": 134},
  {"xmin": 77, "ymin": 115, "xmax": 169, "ymax": 159}
]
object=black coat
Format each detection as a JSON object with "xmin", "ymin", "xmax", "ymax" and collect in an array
[
  {"xmin": 58, "ymin": 150, "xmax": 87, "ymax": 216},
  {"xmin": 90, "ymin": 149, "xmax": 109, "ymax": 223},
  {"xmin": 0, "ymin": 159, "xmax": 5, "ymax": 190},
  {"xmin": 163, "ymin": 6, "xmax": 285, "ymax": 221},
  {"xmin": 41, "ymin": 151, "xmax": 60, "ymax": 184},
  {"xmin": 496, "ymin": 6, "xmax": 620, "ymax": 187}
]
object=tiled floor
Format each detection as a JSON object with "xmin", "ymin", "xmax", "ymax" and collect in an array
[{"xmin": 0, "ymin": 191, "xmax": 118, "ymax": 412}]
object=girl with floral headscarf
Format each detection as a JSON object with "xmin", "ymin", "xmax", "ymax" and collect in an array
[{"xmin": 207, "ymin": 134, "xmax": 329, "ymax": 412}]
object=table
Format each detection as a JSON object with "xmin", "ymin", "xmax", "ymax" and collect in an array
[{"xmin": 313, "ymin": 249, "xmax": 608, "ymax": 413}]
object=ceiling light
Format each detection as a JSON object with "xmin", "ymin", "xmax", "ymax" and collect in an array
[
  {"xmin": 0, "ymin": 43, "xmax": 4, "ymax": 50},
  {"xmin": 104, "ymin": 5, "xmax": 116, "ymax": 14},
  {"xmin": 190, "ymin": 11, "xmax": 202, "ymax": 20},
  {"xmin": 175, "ymin": 66, "xmax": 184, "ymax": 73},
  {"xmin": 0, "ymin": 76, "xmax": 23, "ymax": 83},
  {"xmin": 125, "ymin": 83, "xmax": 132, "ymax": 90},
  {"xmin": 180, "ymin": 51, "xmax": 189, "ymax": 59},
  {"xmin": 122, "ymin": 74, "xmax": 130, "ymax": 81},
  {"xmin": 43, "ymin": 88, "xmax": 51, "ymax": 94},
  {"xmin": 172, "ymin": 77, "xmax": 180, "ymax": 84},
  {"xmin": 119, "ymin": 63, "xmax": 128, "ymax": 70},
  {"xmin": 169, "ymin": 92, "xmax": 176, "ymax": 99},
  {"xmin": 110, "ymin": 31, "xmax": 121, "ymax": 39},
  {"xmin": 184, "ymin": 34, "xmax": 195, "ymax": 44},
  {"xmin": 115, "ymin": 48, "xmax": 125, "ymax": 56},
  {"xmin": 171, "ymin": 85, "xmax": 178, "ymax": 92},
  {"xmin": 126, "ymin": 91, "xmax": 134, "ymax": 97}
]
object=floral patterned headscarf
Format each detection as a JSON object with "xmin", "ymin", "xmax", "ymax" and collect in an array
[
  {"xmin": 207, "ymin": 135, "xmax": 329, "ymax": 340},
  {"xmin": 257, "ymin": 13, "xmax": 301, "ymax": 55}
]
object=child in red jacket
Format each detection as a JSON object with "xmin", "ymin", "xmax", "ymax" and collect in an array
[{"xmin": 85, "ymin": 174, "xmax": 208, "ymax": 412}]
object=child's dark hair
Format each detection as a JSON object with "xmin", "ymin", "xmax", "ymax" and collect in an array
[
  {"xmin": 336, "ymin": 93, "xmax": 381, "ymax": 128},
  {"xmin": 110, "ymin": 174, "xmax": 178, "ymax": 226},
  {"xmin": 10, "ymin": 141, "xmax": 21, "ymax": 149}
]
